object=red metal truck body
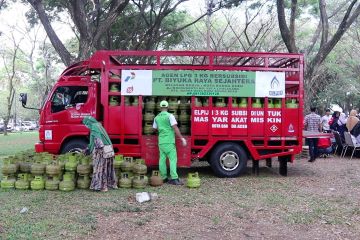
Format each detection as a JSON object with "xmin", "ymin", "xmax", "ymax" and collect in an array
[{"xmin": 34, "ymin": 51, "xmax": 304, "ymax": 177}]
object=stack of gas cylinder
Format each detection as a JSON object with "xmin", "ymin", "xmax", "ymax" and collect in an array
[
  {"xmin": 118, "ymin": 156, "xmax": 149, "ymax": 189},
  {"xmin": 142, "ymin": 96, "xmax": 191, "ymax": 135},
  {"xmin": 0, "ymin": 152, "xmax": 92, "ymax": 191}
]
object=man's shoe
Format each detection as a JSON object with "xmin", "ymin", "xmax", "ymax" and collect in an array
[
  {"xmin": 308, "ymin": 158, "xmax": 314, "ymax": 162},
  {"xmin": 167, "ymin": 179, "xmax": 184, "ymax": 185},
  {"xmin": 162, "ymin": 178, "xmax": 168, "ymax": 183}
]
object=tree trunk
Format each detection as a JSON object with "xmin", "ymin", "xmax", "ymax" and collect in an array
[{"xmin": 27, "ymin": 0, "xmax": 73, "ymax": 66}]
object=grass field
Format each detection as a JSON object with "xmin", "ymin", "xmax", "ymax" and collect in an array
[
  {"xmin": 0, "ymin": 132, "xmax": 38, "ymax": 157},
  {"xmin": 1, "ymin": 133, "xmax": 360, "ymax": 239}
]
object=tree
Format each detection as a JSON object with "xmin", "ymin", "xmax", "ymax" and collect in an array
[
  {"xmin": 0, "ymin": 32, "xmax": 23, "ymax": 135},
  {"xmin": 276, "ymin": 0, "xmax": 360, "ymax": 105},
  {"xmin": 24, "ymin": 0, "xmax": 214, "ymax": 66}
]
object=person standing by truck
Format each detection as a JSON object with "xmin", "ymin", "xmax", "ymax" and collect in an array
[
  {"xmin": 321, "ymin": 108, "xmax": 331, "ymax": 133},
  {"xmin": 153, "ymin": 100, "xmax": 187, "ymax": 185},
  {"xmin": 304, "ymin": 106, "xmax": 321, "ymax": 162},
  {"xmin": 82, "ymin": 116, "xmax": 117, "ymax": 191}
]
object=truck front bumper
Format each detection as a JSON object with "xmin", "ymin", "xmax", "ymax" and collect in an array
[{"xmin": 35, "ymin": 142, "xmax": 45, "ymax": 152}]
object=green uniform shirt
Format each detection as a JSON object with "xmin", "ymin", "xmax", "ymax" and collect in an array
[{"xmin": 154, "ymin": 111, "xmax": 175, "ymax": 144}]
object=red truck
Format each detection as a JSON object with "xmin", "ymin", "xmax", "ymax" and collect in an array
[{"xmin": 21, "ymin": 50, "xmax": 304, "ymax": 177}]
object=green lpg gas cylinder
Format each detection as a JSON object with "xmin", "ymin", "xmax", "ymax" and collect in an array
[
  {"xmin": 268, "ymin": 99, "xmax": 275, "ymax": 108},
  {"xmin": 132, "ymin": 159, "xmax": 147, "ymax": 175},
  {"xmin": 46, "ymin": 161, "xmax": 61, "ymax": 176},
  {"xmin": 120, "ymin": 157, "xmax": 134, "ymax": 172},
  {"xmin": 252, "ymin": 98, "xmax": 262, "ymax": 108},
  {"xmin": 186, "ymin": 172, "xmax": 201, "ymax": 188},
  {"xmin": 145, "ymin": 97, "xmax": 156, "ymax": 110},
  {"xmin": 31, "ymin": 160, "xmax": 46, "ymax": 175},
  {"xmin": 65, "ymin": 155, "xmax": 78, "ymax": 171},
  {"xmin": 179, "ymin": 97, "xmax": 190, "ymax": 110},
  {"xmin": 215, "ymin": 97, "xmax": 226, "ymax": 107},
  {"xmin": 77, "ymin": 157, "xmax": 91, "ymax": 175},
  {"xmin": 239, "ymin": 98, "xmax": 247, "ymax": 108},
  {"xmin": 143, "ymin": 122, "xmax": 154, "ymax": 135},
  {"xmin": 109, "ymin": 83, "xmax": 119, "ymax": 92},
  {"xmin": 179, "ymin": 110, "xmax": 190, "ymax": 123},
  {"xmin": 114, "ymin": 154, "xmax": 124, "ymax": 169},
  {"xmin": 194, "ymin": 97, "xmax": 203, "ymax": 107},
  {"xmin": 15, "ymin": 173, "xmax": 30, "ymax": 190},
  {"xmin": 77, "ymin": 175, "xmax": 90, "ymax": 189},
  {"xmin": 232, "ymin": 98, "xmax": 238, "ymax": 108},
  {"xmin": 132, "ymin": 175, "xmax": 148, "ymax": 189},
  {"xmin": 179, "ymin": 123, "xmax": 190, "ymax": 134},
  {"xmin": 59, "ymin": 173, "xmax": 75, "ymax": 191},
  {"xmin": 119, "ymin": 172, "xmax": 132, "ymax": 188},
  {"xmin": 109, "ymin": 96, "xmax": 120, "ymax": 106},
  {"xmin": 31, "ymin": 176, "xmax": 45, "ymax": 190},
  {"xmin": 274, "ymin": 99, "xmax": 282, "ymax": 108},
  {"xmin": 168, "ymin": 97, "xmax": 178, "ymax": 110},
  {"xmin": 143, "ymin": 110, "xmax": 155, "ymax": 122},
  {"xmin": 286, "ymin": 99, "xmax": 298, "ymax": 108},
  {"xmin": 1, "ymin": 176, "xmax": 15, "ymax": 189},
  {"xmin": 45, "ymin": 176, "xmax": 60, "ymax": 190},
  {"xmin": 2, "ymin": 158, "xmax": 17, "ymax": 175},
  {"xmin": 132, "ymin": 96, "xmax": 139, "ymax": 106}
]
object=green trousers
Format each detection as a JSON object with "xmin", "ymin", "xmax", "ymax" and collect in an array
[{"xmin": 159, "ymin": 143, "xmax": 178, "ymax": 180}]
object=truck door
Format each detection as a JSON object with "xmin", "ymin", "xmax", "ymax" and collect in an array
[{"xmin": 42, "ymin": 82, "xmax": 98, "ymax": 150}]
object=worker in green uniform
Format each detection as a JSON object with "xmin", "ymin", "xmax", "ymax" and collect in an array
[{"xmin": 153, "ymin": 100, "xmax": 187, "ymax": 185}]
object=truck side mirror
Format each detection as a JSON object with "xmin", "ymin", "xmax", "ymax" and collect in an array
[{"xmin": 19, "ymin": 93, "xmax": 27, "ymax": 106}]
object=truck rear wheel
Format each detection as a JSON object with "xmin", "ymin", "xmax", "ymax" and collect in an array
[
  {"xmin": 61, "ymin": 139, "xmax": 88, "ymax": 154},
  {"xmin": 209, "ymin": 142, "xmax": 248, "ymax": 177}
]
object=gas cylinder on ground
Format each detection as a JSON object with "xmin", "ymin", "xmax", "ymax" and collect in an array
[
  {"xmin": 77, "ymin": 175, "xmax": 91, "ymax": 189},
  {"xmin": 132, "ymin": 175, "xmax": 148, "ymax": 189},
  {"xmin": 59, "ymin": 173, "xmax": 75, "ymax": 191},
  {"xmin": 46, "ymin": 160, "xmax": 61, "ymax": 176},
  {"xmin": 150, "ymin": 170, "xmax": 163, "ymax": 187},
  {"xmin": 15, "ymin": 173, "xmax": 30, "ymax": 190},
  {"xmin": 31, "ymin": 176, "xmax": 45, "ymax": 190},
  {"xmin": 2, "ymin": 158, "xmax": 18, "ymax": 175},
  {"xmin": 186, "ymin": 172, "xmax": 201, "ymax": 188},
  {"xmin": 65, "ymin": 154, "xmax": 78, "ymax": 171},
  {"xmin": 45, "ymin": 176, "xmax": 60, "ymax": 190},
  {"xmin": 119, "ymin": 172, "xmax": 132, "ymax": 188},
  {"xmin": 1, "ymin": 176, "xmax": 15, "ymax": 189},
  {"xmin": 114, "ymin": 154, "xmax": 124, "ymax": 169}
]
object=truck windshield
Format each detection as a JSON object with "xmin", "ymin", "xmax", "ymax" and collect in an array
[{"xmin": 51, "ymin": 86, "xmax": 88, "ymax": 113}]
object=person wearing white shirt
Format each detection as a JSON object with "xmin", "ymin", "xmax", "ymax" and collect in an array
[{"xmin": 321, "ymin": 108, "xmax": 331, "ymax": 133}]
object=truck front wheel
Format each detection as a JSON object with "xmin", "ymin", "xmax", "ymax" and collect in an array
[
  {"xmin": 61, "ymin": 139, "xmax": 88, "ymax": 154},
  {"xmin": 210, "ymin": 142, "xmax": 248, "ymax": 177}
]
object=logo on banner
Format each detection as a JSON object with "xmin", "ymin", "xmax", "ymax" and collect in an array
[
  {"xmin": 124, "ymin": 72, "xmax": 136, "ymax": 82},
  {"xmin": 126, "ymin": 86, "xmax": 134, "ymax": 93},
  {"xmin": 269, "ymin": 76, "xmax": 283, "ymax": 96}
]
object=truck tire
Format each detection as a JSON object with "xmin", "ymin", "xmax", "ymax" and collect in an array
[
  {"xmin": 61, "ymin": 139, "xmax": 88, "ymax": 154},
  {"xmin": 209, "ymin": 142, "xmax": 248, "ymax": 177}
]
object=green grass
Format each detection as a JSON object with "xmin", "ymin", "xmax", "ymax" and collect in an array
[{"xmin": 0, "ymin": 132, "xmax": 38, "ymax": 157}]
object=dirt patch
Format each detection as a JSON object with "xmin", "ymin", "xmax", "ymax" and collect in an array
[{"xmin": 86, "ymin": 156, "xmax": 360, "ymax": 240}]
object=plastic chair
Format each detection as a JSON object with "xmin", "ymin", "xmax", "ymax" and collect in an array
[
  {"xmin": 333, "ymin": 131, "xmax": 345, "ymax": 157},
  {"xmin": 343, "ymin": 132, "xmax": 360, "ymax": 160}
]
